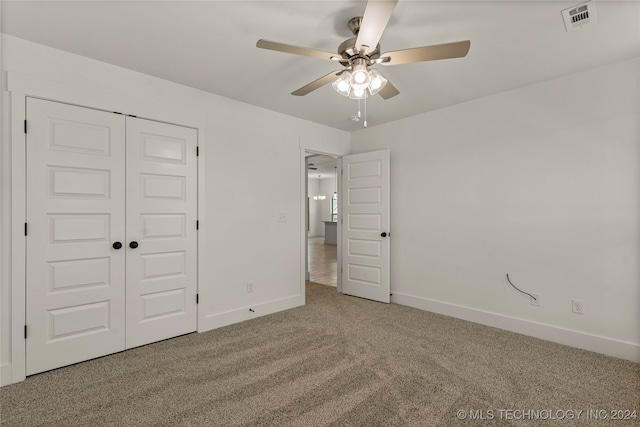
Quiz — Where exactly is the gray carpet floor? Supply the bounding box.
[1,282,639,426]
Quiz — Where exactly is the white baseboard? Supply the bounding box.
[199,294,303,332]
[392,292,640,363]
[1,363,12,386]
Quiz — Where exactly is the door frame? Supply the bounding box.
[299,147,343,295]
[5,71,207,385]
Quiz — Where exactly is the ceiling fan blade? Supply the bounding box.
[355,0,398,55]
[380,40,471,66]
[257,39,339,61]
[378,80,399,100]
[292,70,343,96]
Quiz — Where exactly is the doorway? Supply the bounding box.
[306,154,338,287]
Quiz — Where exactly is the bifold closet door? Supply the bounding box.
[125,117,198,349]
[26,98,127,375]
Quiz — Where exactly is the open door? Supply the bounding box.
[341,150,390,303]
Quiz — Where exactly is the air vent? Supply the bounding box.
[562,1,597,32]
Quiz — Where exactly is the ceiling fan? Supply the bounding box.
[256,0,470,100]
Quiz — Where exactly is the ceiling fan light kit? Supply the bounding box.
[331,58,389,100]
[257,0,471,126]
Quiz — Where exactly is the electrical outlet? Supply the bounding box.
[530,293,540,307]
[247,281,254,293]
[278,213,287,223]
[572,298,584,314]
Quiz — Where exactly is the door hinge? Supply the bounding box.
[196,294,199,304]
[24,325,27,339]
[196,146,199,156]
[24,120,27,134]
[196,220,199,230]
[24,223,28,236]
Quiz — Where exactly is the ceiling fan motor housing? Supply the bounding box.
[337,16,381,66]
[338,38,380,66]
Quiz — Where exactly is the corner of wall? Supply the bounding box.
[199,293,304,332]
[392,292,640,363]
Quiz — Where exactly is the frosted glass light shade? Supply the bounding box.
[367,69,388,95]
[353,69,367,84]
[349,81,368,99]
[331,71,352,97]
[351,60,368,86]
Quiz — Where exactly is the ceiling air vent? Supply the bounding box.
[562,0,597,32]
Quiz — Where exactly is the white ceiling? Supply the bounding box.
[307,154,337,179]
[2,1,639,132]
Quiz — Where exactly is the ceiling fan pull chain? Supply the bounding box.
[364,93,368,128]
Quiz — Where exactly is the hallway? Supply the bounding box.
[308,236,337,287]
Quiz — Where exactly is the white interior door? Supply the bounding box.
[125,117,198,349]
[26,98,126,375]
[341,150,390,303]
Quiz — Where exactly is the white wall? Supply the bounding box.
[351,57,640,361]
[0,35,350,384]
[319,175,337,222]
[308,174,337,237]
[308,177,323,237]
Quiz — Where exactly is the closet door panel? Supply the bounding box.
[26,98,126,375]
[125,117,198,349]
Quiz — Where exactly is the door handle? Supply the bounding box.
[112,241,123,250]
[380,232,388,238]
[129,241,139,249]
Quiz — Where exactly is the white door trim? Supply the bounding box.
[5,71,207,385]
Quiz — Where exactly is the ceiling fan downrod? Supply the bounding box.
[348,17,363,36]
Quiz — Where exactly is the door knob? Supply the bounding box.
[129,241,139,249]
[112,241,123,250]
[380,232,387,238]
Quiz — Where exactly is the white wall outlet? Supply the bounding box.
[572,298,584,314]
[530,293,540,307]
[247,281,254,293]
[278,213,287,223]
